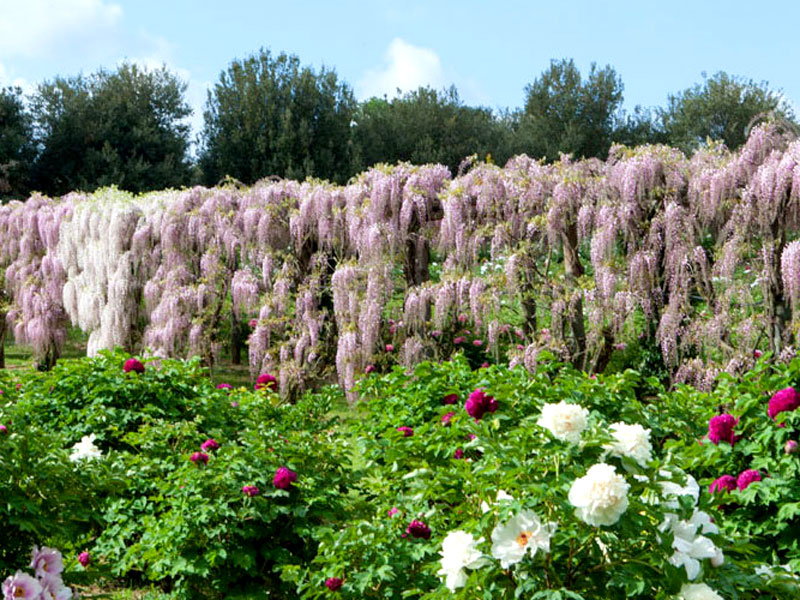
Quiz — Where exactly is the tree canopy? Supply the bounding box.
[200,49,357,186]
[0,87,35,200]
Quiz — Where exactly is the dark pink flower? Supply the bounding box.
[454,336,465,345]
[242,485,260,497]
[231,401,239,408]
[516,344,525,351]
[248,318,258,328]
[441,412,455,426]
[709,475,737,495]
[442,393,458,405]
[708,414,738,445]
[325,577,343,591]
[364,364,376,374]
[473,339,483,347]
[397,426,414,437]
[406,519,431,539]
[273,466,297,489]
[457,314,467,323]
[255,373,278,392]
[768,387,800,425]
[753,349,762,359]
[453,448,464,459]
[190,451,209,466]
[480,362,489,369]
[465,388,498,421]
[123,358,145,374]
[737,469,761,491]
[786,440,799,454]
[466,433,477,441]
[77,551,90,567]
[201,438,220,452]
[431,330,442,337]
[385,344,394,352]
[0,424,6,434]
[216,383,232,390]
[387,506,399,517]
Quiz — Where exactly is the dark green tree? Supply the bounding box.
[31,63,192,195]
[612,106,667,148]
[353,86,511,173]
[0,86,35,200]
[521,58,624,160]
[659,71,796,153]
[200,49,356,185]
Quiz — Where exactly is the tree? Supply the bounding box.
[0,86,35,200]
[200,49,357,186]
[31,63,192,195]
[521,58,624,161]
[352,86,511,173]
[659,71,796,154]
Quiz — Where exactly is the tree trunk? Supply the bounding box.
[0,311,6,369]
[561,223,587,370]
[230,313,242,365]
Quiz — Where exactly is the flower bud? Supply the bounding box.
[785,440,799,455]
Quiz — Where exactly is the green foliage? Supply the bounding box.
[200,48,357,186]
[0,86,35,200]
[30,62,192,195]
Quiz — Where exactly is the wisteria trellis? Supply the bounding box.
[2,124,799,397]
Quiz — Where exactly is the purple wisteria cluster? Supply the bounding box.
[2,546,73,600]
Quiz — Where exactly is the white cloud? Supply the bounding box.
[358,38,445,100]
[0,0,123,59]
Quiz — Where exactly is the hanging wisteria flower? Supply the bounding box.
[707,414,738,445]
[465,388,498,421]
[255,373,278,391]
[437,530,487,592]
[30,546,64,578]
[768,387,800,425]
[709,475,737,495]
[568,463,629,526]
[678,582,724,600]
[123,358,145,373]
[490,510,557,568]
[1,572,42,600]
[190,451,209,466]
[242,485,260,497]
[69,434,102,462]
[537,401,589,443]
[273,466,297,489]
[604,422,653,467]
[397,426,414,437]
[406,519,431,539]
[77,551,90,567]
[201,438,220,451]
[737,469,761,490]
[325,577,343,591]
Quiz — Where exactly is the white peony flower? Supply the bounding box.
[660,472,700,509]
[661,509,722,580]
[437,530,488,592]
[568,463,629,526]
[490,510,556,568]
[480,489,514,514]
[604,422,653,467]
[69,434,102,462]
[537,401,589,443]
[677,582,724,600]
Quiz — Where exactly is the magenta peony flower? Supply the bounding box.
[768,387,800,425]
[0,424,6,434]
[242,485,260,497]
[431,330,442,337]
[30,546,64,577]
[201,438,220,452]
[737,469,761,491]
[387,507,399,517]
[249,318,258,328]
[255,373,278,392]
[516,344,525,351]
[457,314,467,323]
[385,344,394,352]
[273,466,297,489]
[441,412,455,426]
[397,426,414,437]
[231,401,239,408]
[708,414,738,445]
[190,451,209,466]
[78,551,90,567]
[709,475,737,494]
[465,388,498,421]
[453,448,464,459]
[480,361,490,369]
[406,519,431,539]
[123,358,145,374]
[325,577,344,591]
[754,349,762,358]
[442,393,458,405]
[473,339,483,347]
[364,364,376,374]
[466,433,477,441]
[1,572,42,600]
[216,383,232,390]
[786,440,799,454]
[454,336,465,345]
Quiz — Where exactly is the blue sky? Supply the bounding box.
[1,0,798,140]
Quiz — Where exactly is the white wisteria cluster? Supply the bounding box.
[537,401,589,443]
[568,463,630,526]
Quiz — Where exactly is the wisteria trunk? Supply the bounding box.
[561,223,587,370]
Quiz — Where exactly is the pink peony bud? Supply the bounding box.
[441,412,455,426]
[397,426,414,437]
[768,387,800,426]
[453,336,465,345]
[248,318,258,328]
[325,577,343,591]
[516,344,525,351]
[190,452,209,466]
[201,438,220,452]
[231,401,239,408]
[709,475,737,495]
[431,330,442,337]
[387,507,399,517]
[457,314,467,323]
[453,448,464,459]
[123,358,145,374]
[273,466,297,490]
[480,362,489,369]
[473,339,483,347]
[255,373,278,392]
[0,424,6,434]
[753,349,762,358]
[216,383,232,390]
[385,344,394,352]
[442,393,458,405]
[364,364,375,374]
[78,551,90,567]
[406,519,431,539]
[785,440,799,454]
[242,485,260,497]
[736,469,761,491]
